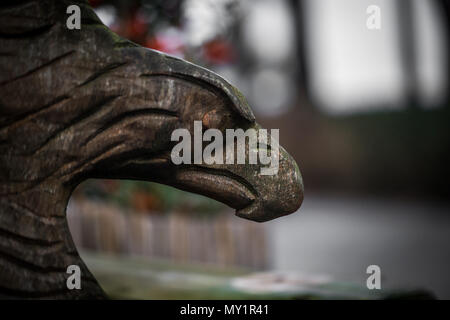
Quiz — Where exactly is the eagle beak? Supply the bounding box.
[234,144,304,222]
[169,132,303,222]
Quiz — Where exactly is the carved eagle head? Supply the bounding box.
[1,0,303,222]
[0,0,303,298]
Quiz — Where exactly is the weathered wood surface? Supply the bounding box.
[0,0,303,299]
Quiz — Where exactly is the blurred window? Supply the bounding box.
[304,0,448,114]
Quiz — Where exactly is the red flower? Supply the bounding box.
[203,39,235,64]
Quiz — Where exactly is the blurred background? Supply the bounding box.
[67,0,450,299]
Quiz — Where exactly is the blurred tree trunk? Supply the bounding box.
[396,0,419,109]
[288,0,311,106]
[437,0,450,107]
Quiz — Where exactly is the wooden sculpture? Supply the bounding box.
[0,0,303,298]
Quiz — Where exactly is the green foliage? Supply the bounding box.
[78,179,227,215]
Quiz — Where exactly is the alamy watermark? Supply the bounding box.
[366,264,381,290]
[66,5,81,30]
[66,265,81,290]
[170,121,280,176]
[366,5,381,30]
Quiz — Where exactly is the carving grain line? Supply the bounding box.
[184,165,259,199]
[0,50,75,86]
[0,250,68,273]
[0,200,64,221]
[0,157,76,195]
[77,61,129,88]
[139,72,249,122]
[83,107,179,145]
[0,226,62,247]
[139,72,222,94]
[32,95,122,154]
[58,140,125,179]
[0,95,70,132]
